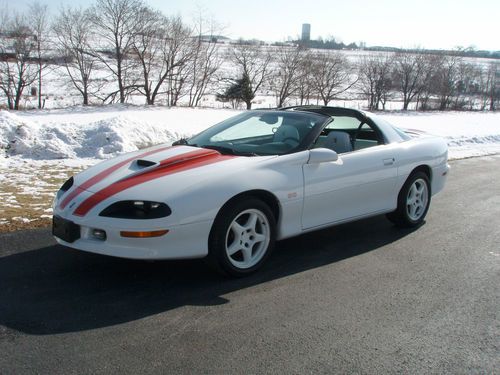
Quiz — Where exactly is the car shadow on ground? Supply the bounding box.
[0,216,419,335]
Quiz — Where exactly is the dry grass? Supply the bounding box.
[0,163,86,233]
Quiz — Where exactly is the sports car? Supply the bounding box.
[52,106,449,276]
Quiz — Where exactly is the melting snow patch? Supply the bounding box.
[11,217,35,223]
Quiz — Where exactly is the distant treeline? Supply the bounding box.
[270,38,500,60]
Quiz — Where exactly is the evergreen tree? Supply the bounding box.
[216,73,255,109]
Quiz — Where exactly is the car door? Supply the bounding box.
[302,143,399,230]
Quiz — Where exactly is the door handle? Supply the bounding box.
[383,158,395,166]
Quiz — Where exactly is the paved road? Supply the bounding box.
[1,156,499,374]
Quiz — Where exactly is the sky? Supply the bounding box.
[12,0,500,51]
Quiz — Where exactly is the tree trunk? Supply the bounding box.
[38,65,42,109]
[14,92,22,110]
[245,100,252,109]
[439,97,447,111]
[116,47,125,103]
[83,86,88,105]
[118,76,125,103]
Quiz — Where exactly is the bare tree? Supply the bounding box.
[453,59,475,110]
[27,1,49,109]
[186,39,221,107]
[393,51,426,110]
[270,46,305,107]
[358,53,394,110]
[309,50,357,106]
[130,6,163,105]
[89,0,146,103]
[296,51,314,105]
[414,53,441,110]
[159,16,195,106]
[186,16,223,107]
[53,6,102,105]
[131,15,194,106]
[231,44,272,109]
[433,53,461,111]
[476,64,490,110]
[0,13,38,110]
[485,62,499,111]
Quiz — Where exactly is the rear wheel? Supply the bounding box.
[387,171,431,228]
[208,198,276,277]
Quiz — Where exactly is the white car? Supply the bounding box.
[52,106,449,276]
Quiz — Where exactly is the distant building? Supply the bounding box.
[301,24,311,42]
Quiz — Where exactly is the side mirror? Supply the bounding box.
[308,148,339,164]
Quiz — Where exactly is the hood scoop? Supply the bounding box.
[135,159,157,168]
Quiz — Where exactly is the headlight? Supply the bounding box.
[55,176,74,203]
[99,200,171,219]
[60,177,74,192]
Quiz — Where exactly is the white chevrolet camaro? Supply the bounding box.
[53,106,449,276]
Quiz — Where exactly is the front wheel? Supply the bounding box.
[208,198,276,277]
[387,171,431,228]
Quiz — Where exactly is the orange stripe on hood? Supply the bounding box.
[59,145,173,210]
[72,148,236,217]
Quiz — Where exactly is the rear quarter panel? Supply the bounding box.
[395,136,449,196]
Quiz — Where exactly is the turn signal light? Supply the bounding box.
[120,230,169,238]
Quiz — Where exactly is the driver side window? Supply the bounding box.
[312,117,382,153]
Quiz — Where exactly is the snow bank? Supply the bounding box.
[0,110,178,159]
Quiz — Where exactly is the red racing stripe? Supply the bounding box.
[59,145,173,210]
[72,149,236,217]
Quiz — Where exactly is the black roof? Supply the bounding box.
[278,105,369,122]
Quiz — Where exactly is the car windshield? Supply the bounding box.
[186,110,329,156]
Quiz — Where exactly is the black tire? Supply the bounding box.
[207,198,276,277]
[386,171,431,228]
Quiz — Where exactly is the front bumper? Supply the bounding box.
[52,215,212,260]
[431,162,450,196]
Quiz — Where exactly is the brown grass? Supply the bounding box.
[1,164,86,233]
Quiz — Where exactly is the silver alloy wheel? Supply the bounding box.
[225,208,270,269]
[406,178,429,221]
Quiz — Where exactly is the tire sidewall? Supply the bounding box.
[398,171,431,227]
[208,198,276,277]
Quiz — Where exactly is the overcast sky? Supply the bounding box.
[13,0,500,51]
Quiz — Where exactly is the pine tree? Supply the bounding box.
[216,73,255,109]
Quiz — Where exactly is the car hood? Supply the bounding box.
[73,145,241,193]
[58,145,276,216]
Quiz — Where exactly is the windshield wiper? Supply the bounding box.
[199,144,235,155]
[172,138,190,146]
[199,144,257,157]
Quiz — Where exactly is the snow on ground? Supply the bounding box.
[1,105,499,227]
[0,105,240,160]
[380,111,500,159]
[1,105,499,163]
